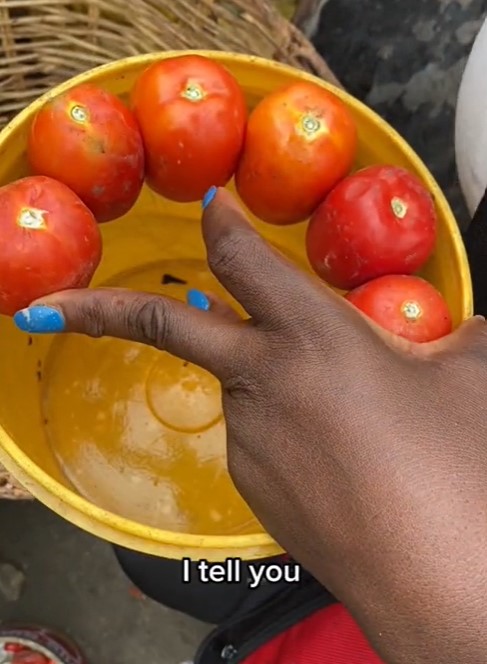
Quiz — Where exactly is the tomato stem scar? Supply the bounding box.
[297,113,327,141]
[182,82,204,102]
[70,104,89,123]
[401,300,422,321]
[301,115,321,135]
[391,196,408,219]
[18,207,47,230]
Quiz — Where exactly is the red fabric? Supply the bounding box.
[242,603,385,664]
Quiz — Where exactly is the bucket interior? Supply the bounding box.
[0,54,471,556]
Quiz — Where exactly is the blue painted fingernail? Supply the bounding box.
[186,289,210,312]
[202,186,217,210]
[13,306,65,334]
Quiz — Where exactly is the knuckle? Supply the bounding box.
[223,372,259,399]
[207,231,251,277]
[127,297,171,348]
[219,333,264,399]
[79,300,108,338]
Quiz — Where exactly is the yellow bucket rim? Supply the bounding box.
[0,51,473,557]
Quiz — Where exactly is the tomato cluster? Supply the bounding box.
[306,165,449,342]
[0,54,452,341]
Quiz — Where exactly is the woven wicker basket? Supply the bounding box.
[0,0,337,499]
[0,0,339,128]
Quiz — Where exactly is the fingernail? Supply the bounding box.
[186,289,210,312]
[13,306,65,334]
[202,186,217,210]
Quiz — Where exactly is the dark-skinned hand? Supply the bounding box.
[14,188,487,664]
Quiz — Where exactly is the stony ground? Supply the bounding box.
[1,1,486,662]
[0,502,211,663]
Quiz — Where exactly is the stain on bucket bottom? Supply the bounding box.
[40,259,263,537]
[0,625,86,664]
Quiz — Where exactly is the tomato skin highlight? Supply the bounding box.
[131,55,247,202]
[0,176,102,316]
[235,81,357,225]
[306,165,438,290]
[345,275,452,342]
[27,84,145,223]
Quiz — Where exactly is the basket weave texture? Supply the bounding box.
[0,0,336,499]
[0,466,29,500]
[0,0,338,128]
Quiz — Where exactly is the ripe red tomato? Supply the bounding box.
[27,84,145,223]
[0,176,102,316]
[345,275,452,342]
[306,165,437,290]
[235,81,357,225]
[131,55,247,202]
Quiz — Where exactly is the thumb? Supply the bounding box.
[13,287,246,379]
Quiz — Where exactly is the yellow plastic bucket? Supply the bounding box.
[0,52,472,561]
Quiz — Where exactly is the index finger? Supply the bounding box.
[15,287,247,381]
